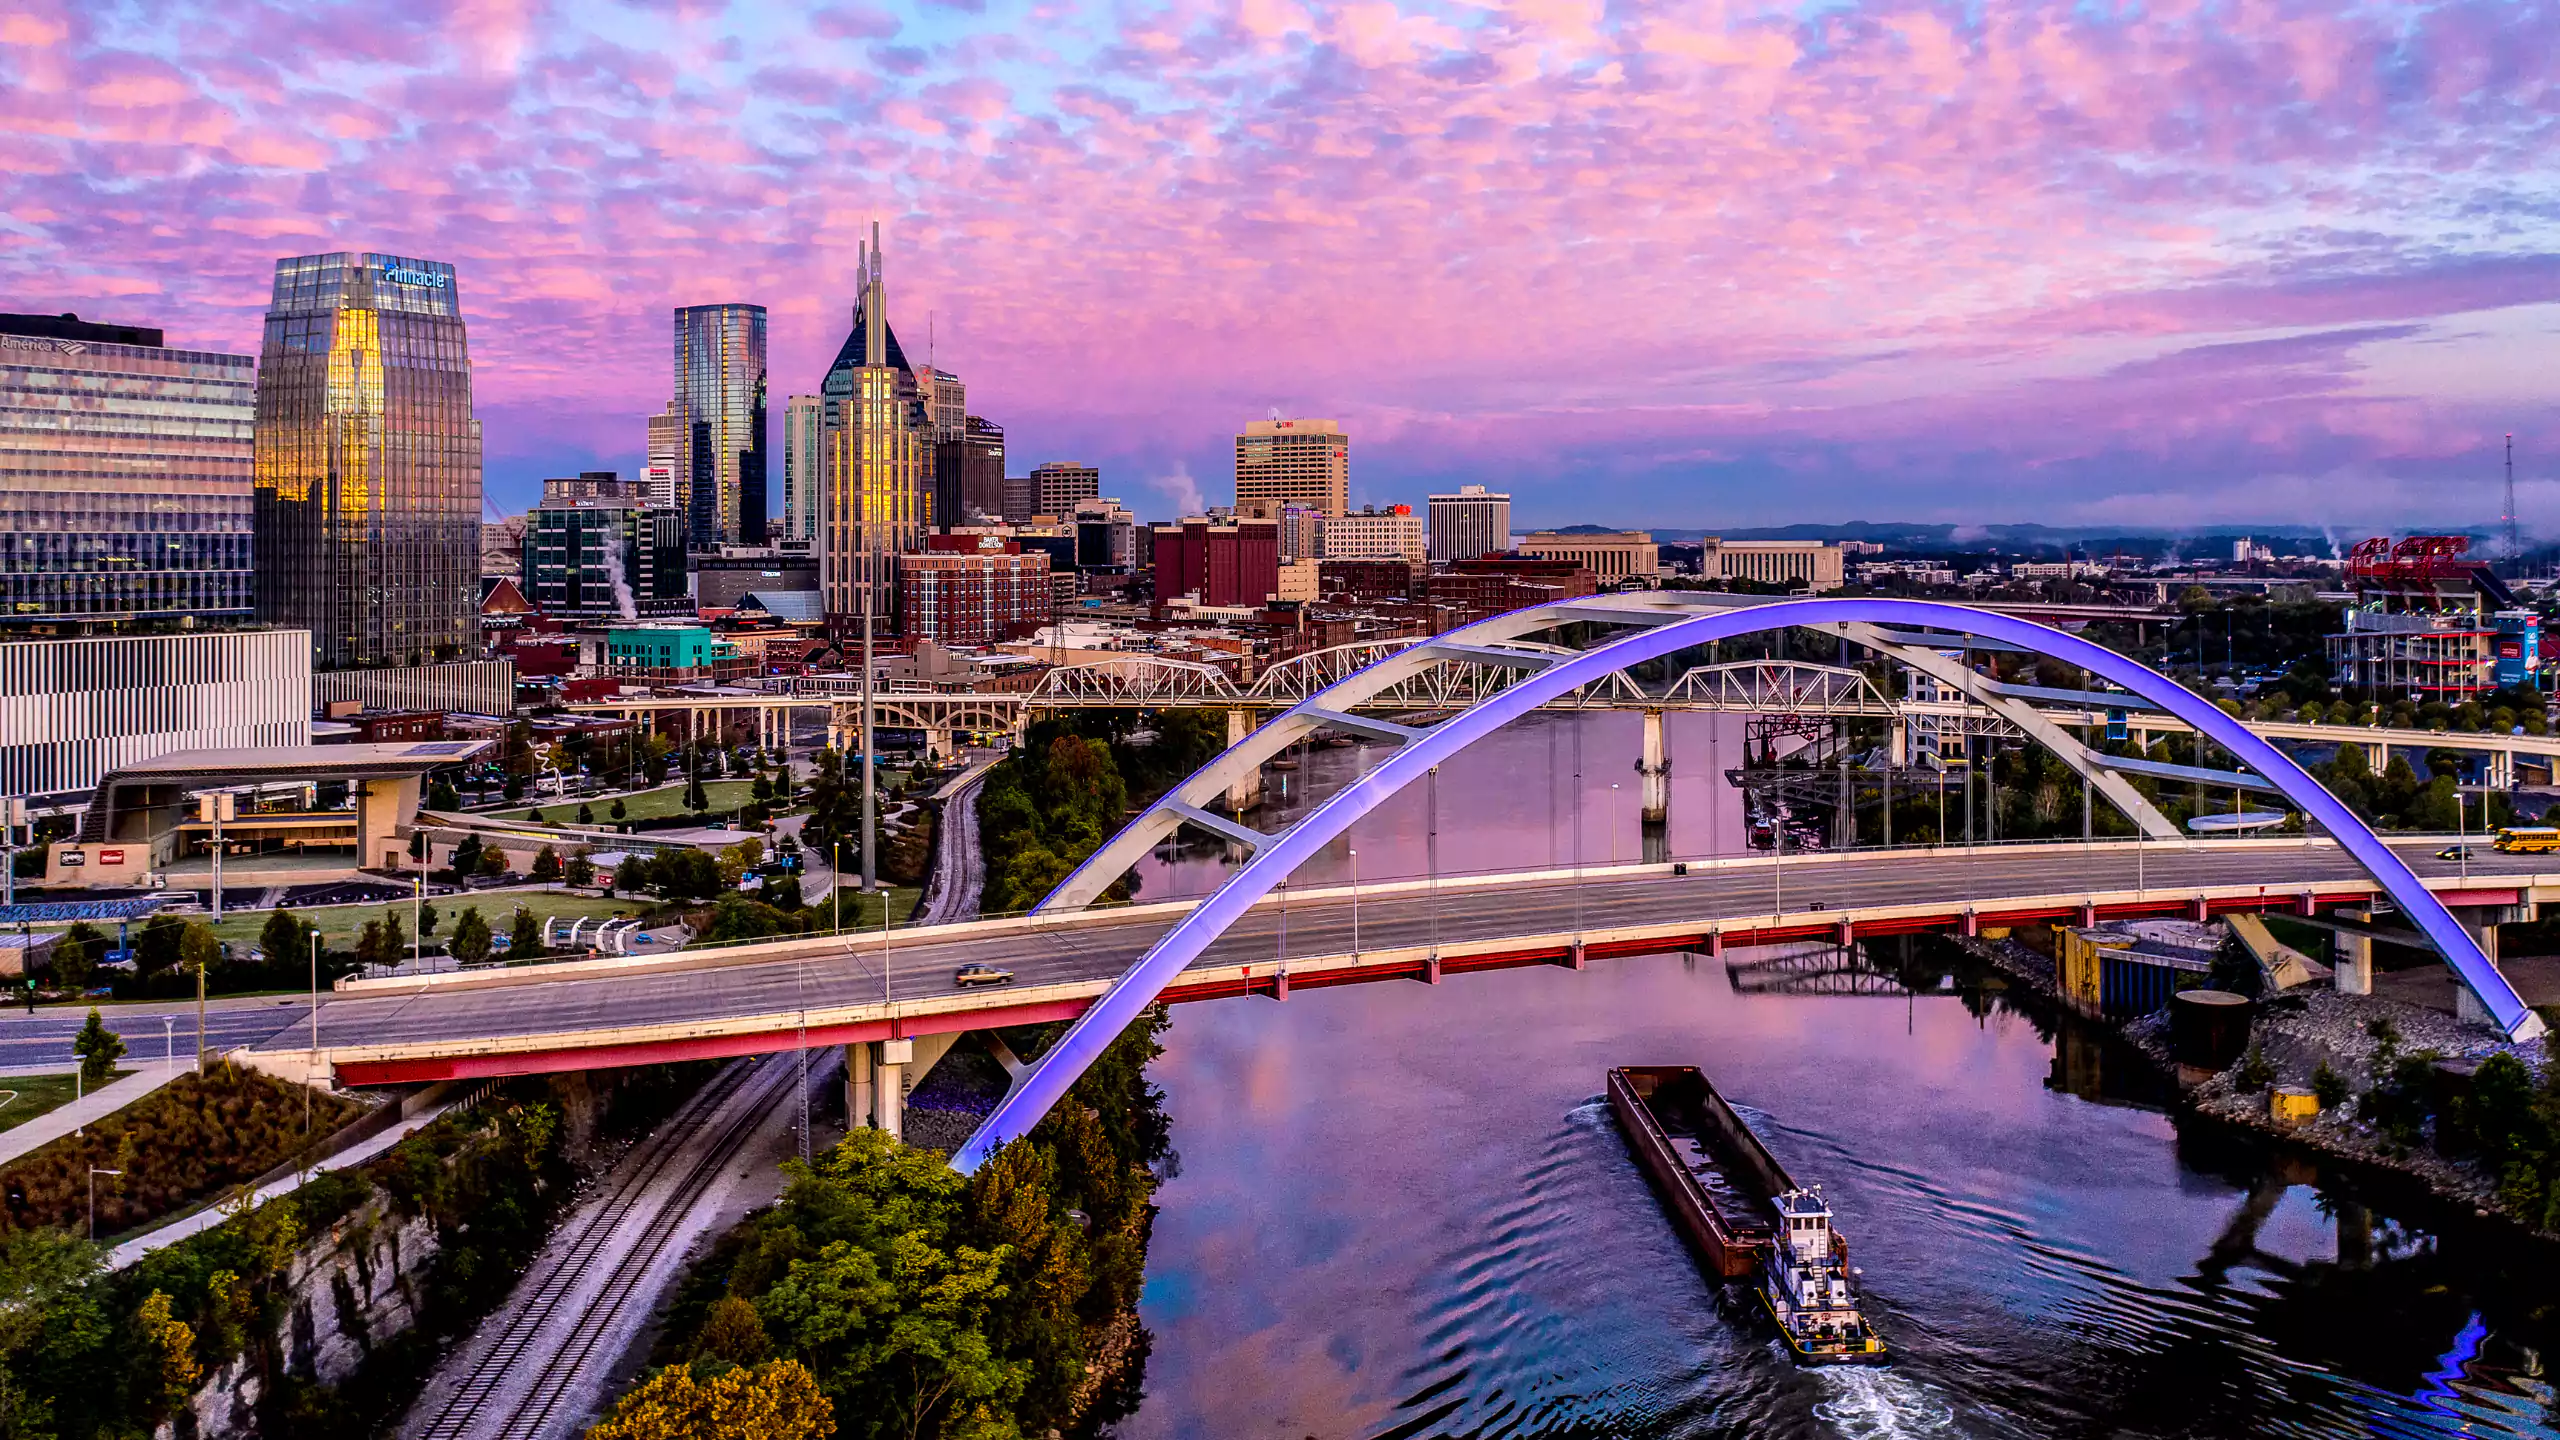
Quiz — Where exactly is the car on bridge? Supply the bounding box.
[954,963,1014,988]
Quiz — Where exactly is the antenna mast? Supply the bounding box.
[2505,433,2520,573]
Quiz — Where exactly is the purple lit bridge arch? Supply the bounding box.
[951,594,2542,1172]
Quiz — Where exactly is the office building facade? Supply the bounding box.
[781,393,822,544]
[1708,539,1845,592]
[2,313,257,629]
[525,473,688,621]
[1320,504,1426,563]
[1,629,309,804]
[934,415,1006,529]
[643,404,682,512]
[928,368,966,441]
[1429,484,1511,564]
[1236,417,1348,517]
[820,228,932,634]
[1520,530,1657,585]
[254,252,482,668]
[672,303,768,547]
[1151,517,1281,608]
[1031,462,1099,519]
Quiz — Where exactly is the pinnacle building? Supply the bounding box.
[253,253,482,667]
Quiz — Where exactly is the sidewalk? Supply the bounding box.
[0,1060,186,1168]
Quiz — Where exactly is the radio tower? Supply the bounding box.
[2504,433,2521,574]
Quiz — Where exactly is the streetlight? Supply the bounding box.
[833,842,842,934]
[1347,848,1361,959]
[159,1016,173,1072]
[308,927,323,1135]
[88,1167,121,1240]
[1609,783,1620,865]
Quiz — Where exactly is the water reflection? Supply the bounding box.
[1117,716,2559,1439]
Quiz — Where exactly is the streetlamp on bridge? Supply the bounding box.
[1347,848,1360,960]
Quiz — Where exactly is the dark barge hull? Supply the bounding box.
[1606,1065,1790,1279]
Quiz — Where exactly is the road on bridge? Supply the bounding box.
[214,839,2554,1083]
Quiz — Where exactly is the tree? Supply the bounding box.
[450,907,494,965]
[180,922,221,981]
[565,851,597,888]
[258,908,312,968]
[479,846,510,878]
[134,915,186,979]
[410,830,430,863]
[527,809,547,824]
[510,908,542,959]
[752,773,775,802]
[532,845,564,883]
[128,1290,201,1425]
[451,834,485,879]
[611,798,629,821]
[718,838,766,889]
[427,777,460,810]
[585,1360,834,1440]
[73,1007,125,1085]
[578,803,596,826]
[609,856,649,896]
[420,901,441,937]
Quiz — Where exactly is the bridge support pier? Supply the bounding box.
[846,1042,874,1130]
[1224,709,1263,813]
[2333,927,2373,996]
[925,723,955,762]
[873,1038,911,1140]
[1638,709,1670,824]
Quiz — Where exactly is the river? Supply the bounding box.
[1116,713,2560,1439]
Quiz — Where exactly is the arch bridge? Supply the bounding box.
[951,594,2548,1171]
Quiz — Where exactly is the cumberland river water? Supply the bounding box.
[1117,714,2560,1440]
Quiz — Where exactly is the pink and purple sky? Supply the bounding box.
[4,0,2555,531]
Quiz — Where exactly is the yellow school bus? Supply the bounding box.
[2495,827,2560,854]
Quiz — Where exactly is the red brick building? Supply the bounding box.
[901,538,1054,646]
[1150,517,1281,608]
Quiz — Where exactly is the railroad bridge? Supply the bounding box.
[249,596,2551,1165]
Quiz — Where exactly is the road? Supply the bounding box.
[401,1052,811,1440]
[218,839,2555,1077]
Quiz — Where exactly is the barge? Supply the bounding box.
[1607,1065,1887,1364]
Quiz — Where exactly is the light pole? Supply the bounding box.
[200,791,233,920]
[88,1167,121,1240]
[1609,783,1620,865]
[833,842,842,934]
[160,1016,173,1072]
[308,928,322,1134]
[1347,847,1361,959]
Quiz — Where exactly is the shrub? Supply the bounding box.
[2311,1061,2350,1109]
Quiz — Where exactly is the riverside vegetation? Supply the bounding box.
[591,1013,1174,1440]
[976,711,1227,915]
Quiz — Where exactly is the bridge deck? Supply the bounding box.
[245,840,2553,1086]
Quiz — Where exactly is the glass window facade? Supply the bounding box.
[0,326,255,628]
[253,252,483,669]
[672,304,768,548]
[528,497,689,621]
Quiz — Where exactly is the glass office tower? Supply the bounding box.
[253,252,483,668]
[1,313,256,628]
[672,304,768,547]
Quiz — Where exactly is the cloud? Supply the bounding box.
[2,0,2556,529]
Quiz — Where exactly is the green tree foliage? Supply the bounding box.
[51,924,105,991]
[478,846,511,878]
[701,896,792,945]
[427,777,460,810]
[134,916,186,979]
[72,1009,123,1088]
[450,834,485,879]
[585,1359,834,1440]
[645,1014,1169,1440]
[578,803,596,826]
[611,797,629,821]
[532,846,564,883]
[566,851,597,888]
[450,907,494,966]
[509,908,542,960]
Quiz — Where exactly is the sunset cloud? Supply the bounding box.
[1,0,2554,528]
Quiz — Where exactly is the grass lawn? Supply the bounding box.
[509,780,761,826]
[0,1071,125,1135]
[206,891,664,951]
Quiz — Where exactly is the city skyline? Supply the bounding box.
[3,1,2554,530]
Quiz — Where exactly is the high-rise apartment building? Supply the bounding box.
[254,252,481,668]
[2,312,256,629]
[1429,484,1511,564]
[901,536,1052,646]
[1236,417,1348,518]
[524,473,688,621]
[672,303,768,547]
[781,394,823,544]
[1030,462,1099,519]
[934,415,1005,529]
[820,226,932,634]
[643,404,682,512]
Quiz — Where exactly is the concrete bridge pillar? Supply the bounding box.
[873,1037,911,1140]
[1224,709,1263,813]
[2332,928,2372,996]
[2456,913,2500,1027]
[846,1041,874,1129]
[1638,708,1670,824]
[926,723,955,762]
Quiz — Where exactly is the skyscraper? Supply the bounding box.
[934,415,1005,529]
[1429,484,1511,563]
[253,252,481,668]
[927,368,966,442]
[820,225,932,633]
[1030,462,1100,518]
[643,404,681,512]
[1236,417,1348,517]
[781,393,823,544]
[672,303,768,547]
[2,312,255,629]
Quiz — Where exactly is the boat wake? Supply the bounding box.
[1811,1367,1966,1440]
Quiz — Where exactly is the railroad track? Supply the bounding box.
[410,1052,802,1440]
